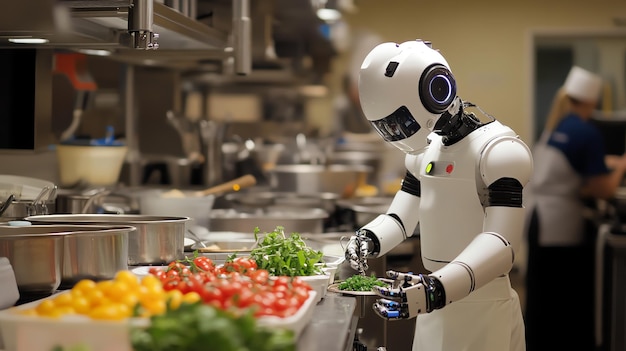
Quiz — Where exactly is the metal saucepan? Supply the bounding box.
[0,186,56,221]
[25,214,189,266]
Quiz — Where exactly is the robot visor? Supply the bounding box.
[370,106,421,142]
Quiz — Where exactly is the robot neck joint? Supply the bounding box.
[433,105,483,145]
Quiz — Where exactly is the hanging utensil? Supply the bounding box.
[161,174,257,198]
[0,194,15,217]
[193,174,257,197]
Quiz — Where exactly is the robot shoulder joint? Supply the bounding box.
[479,136,533,186]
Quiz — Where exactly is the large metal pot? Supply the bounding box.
[336,196,394,229]
[59,225,133,288]
[267,164,372,196]
[209,208,328,234]
[25,214,189,266]
[0,227,64,294]
[0,224,134,293]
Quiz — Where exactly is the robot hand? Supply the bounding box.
[372,270,445,320]
[345,229,374,275]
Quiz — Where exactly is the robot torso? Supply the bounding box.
[407,120,529,271]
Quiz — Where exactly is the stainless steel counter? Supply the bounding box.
[298,293,358,351]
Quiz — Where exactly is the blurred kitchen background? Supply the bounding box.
[2,0,626,186]
[1,0,626,350]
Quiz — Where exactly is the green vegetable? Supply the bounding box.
[250,226,324,277]
[338,274,388,292]
[130,302,295,351]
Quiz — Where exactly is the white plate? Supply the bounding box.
[130,266,160,277]
[183,237,195,250]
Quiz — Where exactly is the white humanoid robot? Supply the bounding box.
[345,40,533,351]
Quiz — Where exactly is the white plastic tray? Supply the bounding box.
[257,290,317,338]
[0,290,317,351]
[298,273,331,302]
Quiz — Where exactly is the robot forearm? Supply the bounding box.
[345,188,420,273]
[373,230,514,319]
[430,230,514,303]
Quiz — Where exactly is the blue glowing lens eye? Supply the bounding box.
[429,75,452,103]
[420,65,456,114]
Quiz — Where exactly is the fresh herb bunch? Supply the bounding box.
[338,274,388,292]
[130,302,296,351]
[250,226,324,277]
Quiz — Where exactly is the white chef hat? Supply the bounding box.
[563,66,603,104]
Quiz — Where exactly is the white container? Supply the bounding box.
[0,290,317,351]
[56,145,128,187]
[293,274,331,303]
[0,257,19,310]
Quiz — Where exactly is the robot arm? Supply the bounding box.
[346,166,422,273]
[373,137,533,319]
[373,230,514,318]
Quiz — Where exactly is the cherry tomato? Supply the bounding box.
[249,269,270,284]
[193,257,215,273]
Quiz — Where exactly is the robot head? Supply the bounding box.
[358,40,457,154]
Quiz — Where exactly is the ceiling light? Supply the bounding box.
[316,8,342,22]
[8,38,49,44]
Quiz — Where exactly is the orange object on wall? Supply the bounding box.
[53,53,97,91]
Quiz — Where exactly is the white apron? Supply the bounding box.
[412,275,525,351]
[530,132,585,246]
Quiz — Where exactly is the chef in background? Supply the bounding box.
[524,66,626,351]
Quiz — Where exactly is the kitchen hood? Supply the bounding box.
[0,0,250,72]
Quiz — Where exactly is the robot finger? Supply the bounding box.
[349,260,362,271]
[372,301,407,320]
[373,285,405,299]
[359,239,370,256]
[377,298,401,308]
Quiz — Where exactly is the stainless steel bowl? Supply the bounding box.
[0,227,64,294]
[25,214,189,266]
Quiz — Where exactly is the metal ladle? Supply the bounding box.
[186,228,207,248]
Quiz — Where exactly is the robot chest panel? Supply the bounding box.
[416,145,485,261]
